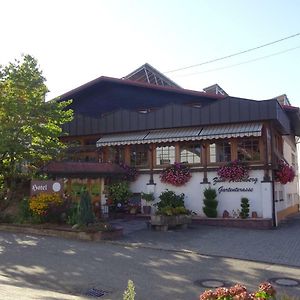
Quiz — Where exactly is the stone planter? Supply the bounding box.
[150,214,192,231]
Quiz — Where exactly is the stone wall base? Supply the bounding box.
[192,217,273,229]
[0,224,123,241]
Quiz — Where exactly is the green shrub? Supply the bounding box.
[123,280,136,300]
[157,206,190,216]
[78,190,94,226]
[155,190,188,216]
[19,197,32,223]
[107,182,132,205]
[66,201,79,225]
[203,187,218,218]
[156,190,185,210]
[141,192,155,202]
[240,197,250,219]
[203,187,217,200]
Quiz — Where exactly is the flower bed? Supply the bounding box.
[199,282,276,300]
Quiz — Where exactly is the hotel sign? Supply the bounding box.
[212,176,258,194]
[30,180,63,196]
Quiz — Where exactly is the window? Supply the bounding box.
[156,145,175,165]
[237,138,260,161]
[279,191,284,201]
[107,146,125,164]
[287,193,293,205]
[209,141,231,163]
[130,144,149,167]
[180,143,201,164]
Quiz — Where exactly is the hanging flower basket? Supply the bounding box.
[160,163,191,186]
[217,160,249,181]
[275,161,295,184]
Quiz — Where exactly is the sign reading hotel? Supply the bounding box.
[30,180,63,196]
[212,176,258,194]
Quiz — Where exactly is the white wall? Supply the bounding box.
[274,136,299,213]
[130,170,267,217]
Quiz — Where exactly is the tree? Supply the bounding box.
[78,189,94,226]
[0,55,73,200]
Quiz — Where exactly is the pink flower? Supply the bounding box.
[275,161,295,184]
[218,160,249,181]
[160,162,191,186]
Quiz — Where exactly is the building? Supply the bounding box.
[44,64,300,226]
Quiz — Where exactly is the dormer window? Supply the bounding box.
[192,104,202,109]
[138,109,150,114]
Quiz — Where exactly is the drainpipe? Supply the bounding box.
[269,122,277,227]
[271,169,277,227]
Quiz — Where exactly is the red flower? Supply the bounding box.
[218,160,249,181]
[275,161,295,184]
[160,163,191,186]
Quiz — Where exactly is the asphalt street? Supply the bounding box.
[0,214,299,299]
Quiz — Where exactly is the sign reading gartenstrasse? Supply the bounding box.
[30,180,63,196]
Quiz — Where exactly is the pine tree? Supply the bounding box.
[78,189,94,225]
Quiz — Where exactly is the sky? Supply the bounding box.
[1,0,300,105]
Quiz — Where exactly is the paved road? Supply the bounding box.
[113,213,300,267]
[0,214,299,299]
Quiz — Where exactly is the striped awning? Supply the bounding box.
[96,131,149,147]
[96,123,262,147]
[144,127,202,143]
[199,123,262,139]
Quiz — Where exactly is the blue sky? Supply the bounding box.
[1,0,300,105]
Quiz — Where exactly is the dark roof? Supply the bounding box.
[123,63,181,88]
[56,65,300,137]
[43,162,125,177]
[96,97,291,135]
[59,76,224,102]
[63,97,296,137]
[58,76,224,118]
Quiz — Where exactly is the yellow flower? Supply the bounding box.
[29,193,62,216]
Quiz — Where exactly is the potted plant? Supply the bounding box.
[141,192,155,215]
[107,182,132,214]
[240,197,250,219]
[151,190,191,230]
[202,187,218,218]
